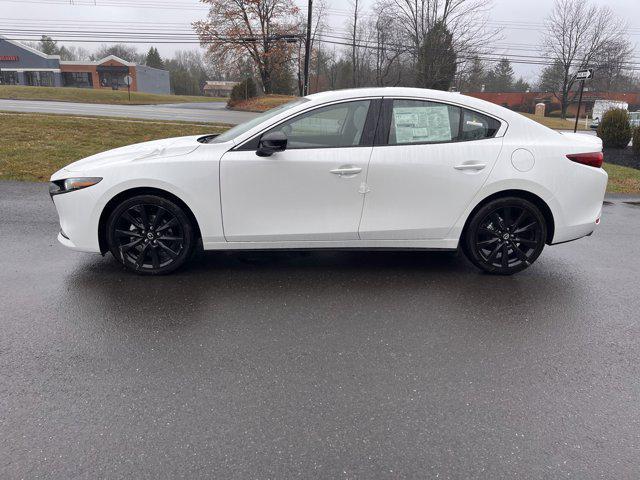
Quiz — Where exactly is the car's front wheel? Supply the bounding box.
[106,195,195,275]
[463,197,547,275]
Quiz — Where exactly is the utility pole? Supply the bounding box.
[573,81,585,134]
[351,0,358,88]
[573,68,593,133]
[303,0,313,96]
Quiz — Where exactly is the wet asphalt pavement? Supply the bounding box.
[1,180,640,479]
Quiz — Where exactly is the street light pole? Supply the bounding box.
[303,0,313,96]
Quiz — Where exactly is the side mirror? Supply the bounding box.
[256,131,287,157]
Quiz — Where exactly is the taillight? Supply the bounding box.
[566,152,603,168]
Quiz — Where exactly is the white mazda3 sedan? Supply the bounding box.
[50,87,607,275]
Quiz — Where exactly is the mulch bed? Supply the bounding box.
[603,147,640,170]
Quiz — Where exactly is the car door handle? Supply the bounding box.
[454,163,487,171]
[330,165,362,176]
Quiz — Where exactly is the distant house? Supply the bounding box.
[203,80,238,97]
[0,35,170,94]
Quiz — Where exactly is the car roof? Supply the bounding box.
[305,87,506,117]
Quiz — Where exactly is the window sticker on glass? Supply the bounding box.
[393,105,452,143]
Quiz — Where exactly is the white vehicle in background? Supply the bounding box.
[629,111,640,129]
[50,87,608,276]
[590,100,629,129]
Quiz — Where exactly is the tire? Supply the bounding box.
[463,197,547,275]
[106,195,195,275]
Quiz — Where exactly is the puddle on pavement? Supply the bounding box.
[623,201,640,206]
[603,201,615,206]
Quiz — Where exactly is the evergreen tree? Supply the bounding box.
[38,35,59,55]
[416,21,457,91]
[513,77,531,92]
[462,56,486,92]
[537,60,564,93]
[145,47,165,69]
[486,58,515,92]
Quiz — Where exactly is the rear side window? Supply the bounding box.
[389,99,461,145]
[460,109,501,141]
[381,99,501,145]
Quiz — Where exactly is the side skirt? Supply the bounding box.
[202,239,459,251]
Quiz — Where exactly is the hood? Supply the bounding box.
[62,135,204,173]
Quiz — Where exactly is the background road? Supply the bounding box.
[0,99,258,124]
[2,181,640,479]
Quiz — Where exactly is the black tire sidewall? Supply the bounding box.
[464,197,547,275]
[106,195,195,275]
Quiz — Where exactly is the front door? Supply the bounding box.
[220,99,379,242]
[359,99,504,240]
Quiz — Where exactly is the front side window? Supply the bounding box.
[389,100,461,145]
[266,100,371,149]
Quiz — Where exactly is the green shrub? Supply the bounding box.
[597,108,632,149]
[228,78,257,106]
[633,126,640,155]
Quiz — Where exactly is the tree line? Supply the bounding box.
[192,0,638,118]
[23,0,639,117]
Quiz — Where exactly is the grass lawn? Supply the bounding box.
[522,113,588,131]
[0,85,225,105]
[0,112,227,182]
[229,94,297,112]
[603,163,640,195]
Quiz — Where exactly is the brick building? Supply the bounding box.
[0,36,170,94]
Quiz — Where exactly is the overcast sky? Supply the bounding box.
[1,0,638,81]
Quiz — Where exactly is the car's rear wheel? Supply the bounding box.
[106,195,195,275]
[463,197,546,275]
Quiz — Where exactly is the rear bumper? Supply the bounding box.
[552,203,602,244]
[550,162,607,244]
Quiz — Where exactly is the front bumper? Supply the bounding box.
[52,182,103,253]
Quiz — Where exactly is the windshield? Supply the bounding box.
[207,98,310,144]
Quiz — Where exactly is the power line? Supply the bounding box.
[5,26,640,66]
[5,33,640,72]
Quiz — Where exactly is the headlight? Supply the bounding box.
[49,177,102,196]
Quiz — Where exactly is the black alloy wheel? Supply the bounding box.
[464,197,547,275]
[107,195,195,274]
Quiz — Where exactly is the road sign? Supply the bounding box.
[576,68,594,80]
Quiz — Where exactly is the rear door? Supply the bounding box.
[359,98,504,240]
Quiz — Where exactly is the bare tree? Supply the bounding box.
[385,0,499,65]
[543,0,629,118]
[590,39,635,92]
[194,0,300,94]
[368,3,409,86]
